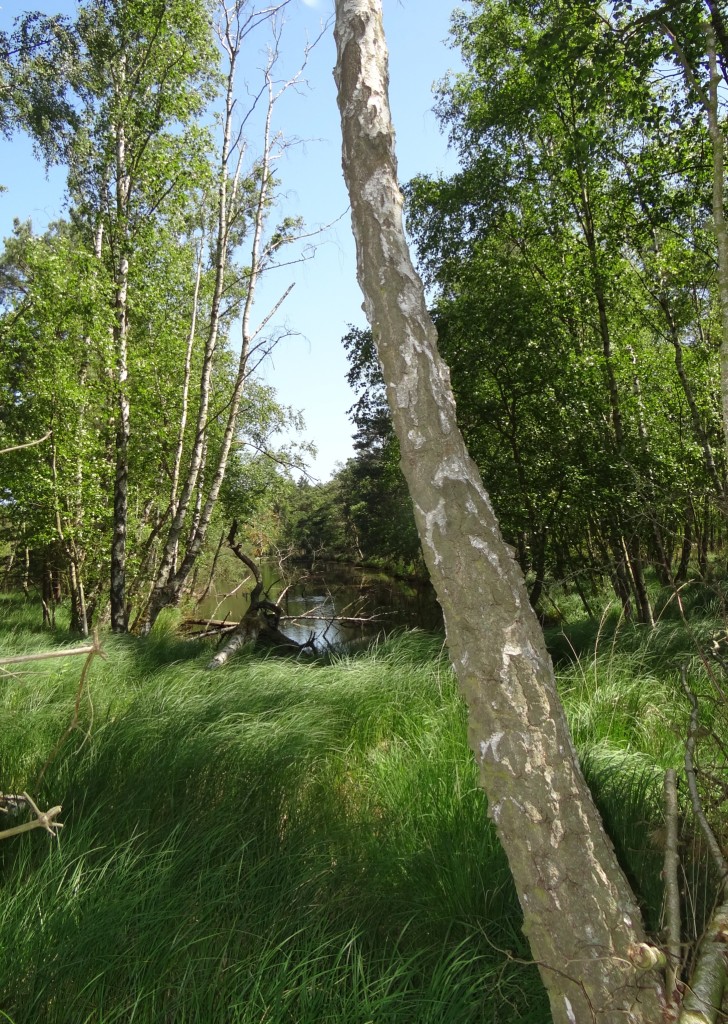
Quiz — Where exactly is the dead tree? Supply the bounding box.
[207,522,316,668]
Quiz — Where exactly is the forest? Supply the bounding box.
[2,1,728,1022]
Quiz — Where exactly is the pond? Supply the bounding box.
[192,559,443,649]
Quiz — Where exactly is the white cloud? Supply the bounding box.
[301,0,321,7]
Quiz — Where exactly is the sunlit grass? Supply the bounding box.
[0,603,544,1024]
[0,593,725,1023]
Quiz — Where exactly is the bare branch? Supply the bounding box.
[659,21,710,111]
[663,768,683,1008]
[0,792,63,842]
[0,642,97,668]
[248,282,295,343]
[0,430,52,456]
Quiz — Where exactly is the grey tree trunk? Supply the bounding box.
[333,3,666,1022]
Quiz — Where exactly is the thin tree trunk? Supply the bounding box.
[110,60,131,634]
[676,509,693,583]
[50,436,89,637]
[1,544,16,590]
[625,339,673,590]
[662,19,728,458]
[578,175,624,449]
[70,219,103,637]
[144,5,248,631]
[170,251,203,532]
[705,23,728,460]
[604,528,634,618]
[625,535,654,628]
[145,23,295,629]
[657,281,724,496]
[194,529,226,610]
[333,4,665,1021]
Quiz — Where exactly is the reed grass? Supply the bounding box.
[0,599,545,1023]
[0,592,725,1023]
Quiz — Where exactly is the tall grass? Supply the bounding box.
[554,605,726,937]
[0,599,544,1023]
[1,593,724,1023]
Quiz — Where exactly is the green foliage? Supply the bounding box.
[0,222,115,583]
[280,327,423,571]
[0,13,79,158]
[400,0,726,617]
[0,2,308,631]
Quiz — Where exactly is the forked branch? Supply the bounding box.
[0,792,63,842]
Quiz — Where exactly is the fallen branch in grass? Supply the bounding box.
[0,642,98,668]
[0,792,63,841]
[34,632,105,789]
[1,635,105,843]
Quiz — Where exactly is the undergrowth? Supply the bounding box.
[0,592,724,1023]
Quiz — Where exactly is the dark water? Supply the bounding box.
[194,560,443,648]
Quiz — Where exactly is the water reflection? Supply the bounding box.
[194,560,443,648]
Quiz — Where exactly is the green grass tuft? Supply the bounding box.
[1,593,726,1023]
[0,602,545,1024]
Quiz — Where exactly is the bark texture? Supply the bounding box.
[333,3,666,1022]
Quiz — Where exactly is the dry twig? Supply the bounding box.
[34,632,105,789]
[0,792,63,842]
[664,768,683,1007]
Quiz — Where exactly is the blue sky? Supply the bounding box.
[0,0,463,480]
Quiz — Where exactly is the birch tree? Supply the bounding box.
[142,0,307,632]
[68,0,217,632]
[610,0,728,467]
[333,3,667,1022]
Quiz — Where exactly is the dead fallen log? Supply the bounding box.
[206,608,316,668]
[183,613,387,630]
[280,613,388,624]
[183,618,238,628]
[206,526,318,668]
[185,618,236,634]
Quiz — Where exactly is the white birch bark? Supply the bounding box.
[333,4,666,1022]
[143,9,240,631]
[110,56,131,634]
[143,1,296,631]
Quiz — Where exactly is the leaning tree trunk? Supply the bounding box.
[333,4,666,1023]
